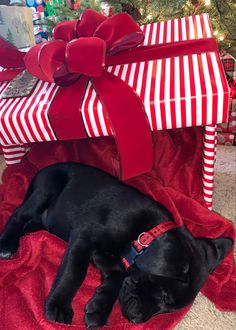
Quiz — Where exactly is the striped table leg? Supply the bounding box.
[1,144,30,166]
[202,125,217,210]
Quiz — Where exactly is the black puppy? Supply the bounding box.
[0,163,232,327]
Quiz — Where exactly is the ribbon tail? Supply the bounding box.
[48,76,89,140]
[93,71,154,180]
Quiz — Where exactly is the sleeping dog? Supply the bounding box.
[0,163,232,327]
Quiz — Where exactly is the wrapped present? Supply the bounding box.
[0,5,35,48]
[0,10,230,180]
[221,52,236,81]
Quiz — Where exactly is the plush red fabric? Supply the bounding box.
[0,127,235,329]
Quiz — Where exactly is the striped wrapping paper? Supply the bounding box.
[0,14,229,145]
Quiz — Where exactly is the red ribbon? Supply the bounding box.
[24,9,154,180]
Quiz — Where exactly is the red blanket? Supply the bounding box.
[0,127,235,329]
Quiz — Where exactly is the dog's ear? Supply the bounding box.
[135,232,190,282]
[196,237,232,274]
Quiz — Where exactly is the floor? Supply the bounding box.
[0,145,235,329]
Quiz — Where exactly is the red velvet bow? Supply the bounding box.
[24,9,144,85]
[24,9,154,180]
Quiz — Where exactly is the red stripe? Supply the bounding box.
[163,20,167,43]
[200,15,207,39]
[149,60,157,130]
[188,55,196,126]
[178,18,182,41]
[179,56,186,127]
[132,62,140,93]
[185,17,190,40]
[169,57,176,128]
[159,58,167,129]
[170,19,175,42]
[197,55,207,124]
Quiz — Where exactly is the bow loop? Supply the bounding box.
[53,19,78,42]
[66,37,106,77]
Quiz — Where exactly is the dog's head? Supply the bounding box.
[119,228,232,323]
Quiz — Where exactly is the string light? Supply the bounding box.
[204,0,211,6]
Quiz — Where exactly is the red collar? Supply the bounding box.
[121,221,178,269]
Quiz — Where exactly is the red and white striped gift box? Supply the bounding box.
[0,14,229,145]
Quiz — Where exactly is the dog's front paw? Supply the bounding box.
[0,238,18,259]
[45,299,74,324]
[85,299,110,328]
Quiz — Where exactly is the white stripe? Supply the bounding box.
[11,95,31,143]
[159,21,164,44]
[5,159,21,165]
[121,64,129,81]
[4,152,26,159]
[154,59,163,130]
[136,62,145,96]
[81,82,93,137]
[181,17,187,41]
[204,158,215,165]
[203,165,214,172]
[166,20,171,43]
[113,65,121,77]
[97,100,108,136]
[183,56,192,126]
[151,23,158,45]
[192,54,202,126]
[204,142,215,149]
[164,58,172,128]
[201,53,213,124]
[128,63,137,88]
[174,56,182,127]
[143,23,151,45]
[196,15,203,38]
[0,82,8,93]
[203,173,214,180]
[2,146,25,153]
[203,181,214,188]
[174,19,179,42]
[188,16,195,39]
[210,52,224,123]
[204,134,215,140]
[144,61,153,130]
[203,188,213,195]
[203,150,215,156]
[203,13,212,37]
[205,125,216,132]
[204,196,213,202]
[88,89,99,136]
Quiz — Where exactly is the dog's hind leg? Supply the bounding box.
[0,167,69,259]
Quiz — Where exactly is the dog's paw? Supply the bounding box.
[0,238,18,259]
[45,299,74,324]
[85,299,110,328]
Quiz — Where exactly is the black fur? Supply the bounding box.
[0,163,232,327]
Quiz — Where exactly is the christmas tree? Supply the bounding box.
[42,0,236,56]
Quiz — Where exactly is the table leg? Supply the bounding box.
[1,144,30,165]
[203,125,217,210]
